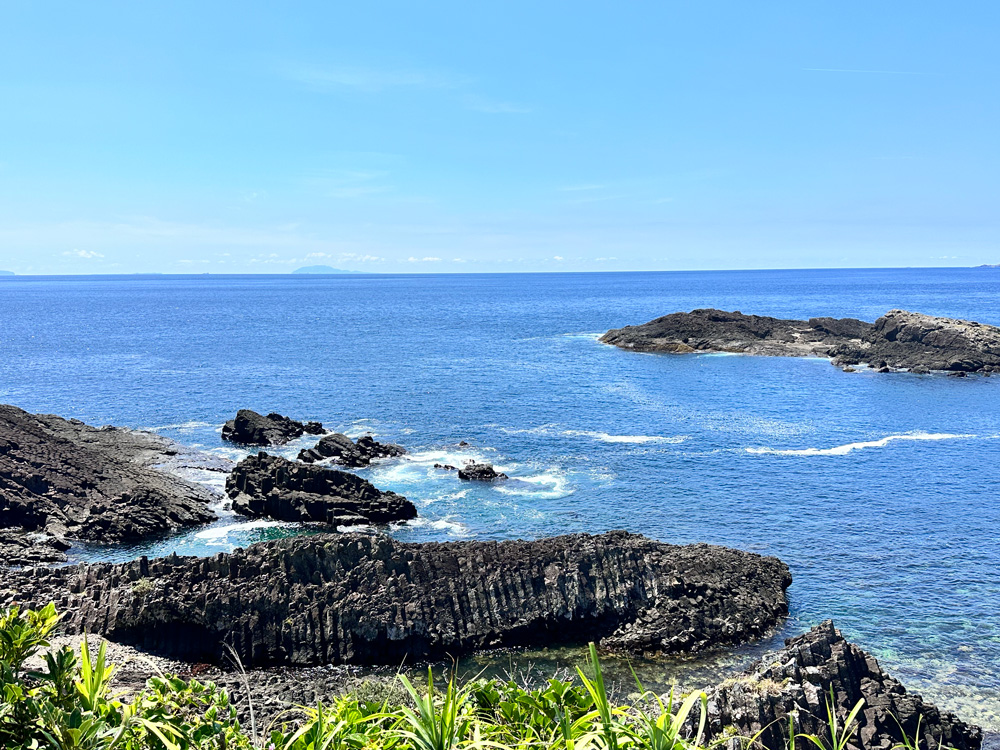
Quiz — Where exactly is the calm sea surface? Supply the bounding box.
[1,269,998,731]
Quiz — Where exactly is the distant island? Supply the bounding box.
[976,264,1000,269]
[0,270,14,276]
[292,265,365,274]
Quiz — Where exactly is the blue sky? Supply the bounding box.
[1,2,998,274]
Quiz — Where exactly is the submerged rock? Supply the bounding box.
[699,620,982,750]
[221,409,324,446]
[0,404,217,545]
[226,452,416,526]
[4,531,791,667]
[458,462,507,481]
[297,433,405,467]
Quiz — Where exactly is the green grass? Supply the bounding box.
[0,604,952,750]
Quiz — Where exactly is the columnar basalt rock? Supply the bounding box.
[297,433,405,466]
[226,452,417,525]
[699,621,982,750]
[2,531,791,667]
[221,409,324,446]
[0,404,218,545]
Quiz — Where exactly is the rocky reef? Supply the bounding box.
[298,433,405,466]
[221,409,324,446]
[4,531,791,667]
[602,308,1000,374]
[0,404,218,545]
[226,452,416,526]
[458,462,508,481]
[701,620,982,750]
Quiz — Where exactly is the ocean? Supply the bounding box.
[1,268,998,731]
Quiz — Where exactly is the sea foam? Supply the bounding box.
[746,432,976,456]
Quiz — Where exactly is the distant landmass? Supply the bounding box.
[292,265,365,274]
[0,270,14,276]
[976,264,1000,269]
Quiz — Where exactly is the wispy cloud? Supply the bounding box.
[284,63,463,92]
[466,96,531,114]
[407,256,441,262]
[803,68,921,75]
[63,249,103,259]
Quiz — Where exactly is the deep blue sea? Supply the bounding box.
[1,269,998,731]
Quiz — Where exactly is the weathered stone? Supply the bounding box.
[221,409,324,446]
[2,531,791,667]
[0,528,70,567]
[226,452,416,526]
[0,404,218,544]
[699,620,982,750]
[298,433,405,467]
[458,462,507,481]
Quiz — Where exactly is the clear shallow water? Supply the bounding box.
[1,269,998,731]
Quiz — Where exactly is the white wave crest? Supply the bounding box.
[392,517,469,536]
[194,519,293,542]
[562,429,687,444]
[145,420,216,432]
[747,432,976,457]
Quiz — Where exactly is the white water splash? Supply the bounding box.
[747,432,976,456]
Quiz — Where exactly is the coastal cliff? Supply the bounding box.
[3,530,792,666]
[601,308,1000,373]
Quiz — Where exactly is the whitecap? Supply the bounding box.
[194,519,293,542]
[746,432,976,457]
[494,471,573,500]
[392,517,470,536]
[561,429,687,444]
[144,420,216,432]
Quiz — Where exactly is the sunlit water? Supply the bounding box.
[1,269,998,733]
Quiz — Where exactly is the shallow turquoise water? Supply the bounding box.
[1,268,998,730]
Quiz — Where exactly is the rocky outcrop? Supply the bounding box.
[700,620,982,750]
[0,529,70,567]
[297,433,405,466]
[221,410,324,446]
[601,309,871,358]
[830,310,1000,373]
[4,531,791,667]
[226,452,416,526]
[458,462,507,481]
[0,404,218,544]
[602,308,1000,374]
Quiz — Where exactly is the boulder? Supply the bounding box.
[226,452,416,526]
[0,404,217,545]
[3,531,791,667]
[297,433,405,467]
[458,462,507,481]
[221,410,324,446]
[699,620,982,750]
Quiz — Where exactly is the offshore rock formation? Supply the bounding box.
[601,309,871,358]
[298,433,405,467]
[458,462,507,481]
[700,620,982,750]
[4,531,791,667]
[221,409,324,446]
[830,310,1000,374]
[0,404,217,544]
[602,308,1000,374]
[226,452,416,526]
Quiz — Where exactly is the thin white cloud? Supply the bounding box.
[285,63,462,92]
[803,68,920,75]
[407,256,441,262]
[63,249,103,259]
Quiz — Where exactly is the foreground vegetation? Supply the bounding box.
[1,604,934,750]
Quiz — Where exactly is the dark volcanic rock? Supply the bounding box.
[221,409,324,446]
[0,529,70,567]
[4,531,791,667]
[0,404,217,544]
[298,433,405,466]
[226,452,416,526]
[700,620,982,750]
[458,462,507,481]
[829,310,1000,374]
[601,309,871,358]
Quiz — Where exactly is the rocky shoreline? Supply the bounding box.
[601,308,1000,374]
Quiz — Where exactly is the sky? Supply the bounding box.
[1,2,998,274]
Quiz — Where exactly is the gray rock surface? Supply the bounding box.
[226,452,417,526]
[458,462,507,481]
[221,409,324,446]
[3,531,791,667]
[699,620,982,750]
[0,404,218,544]
[298,433,405,466]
